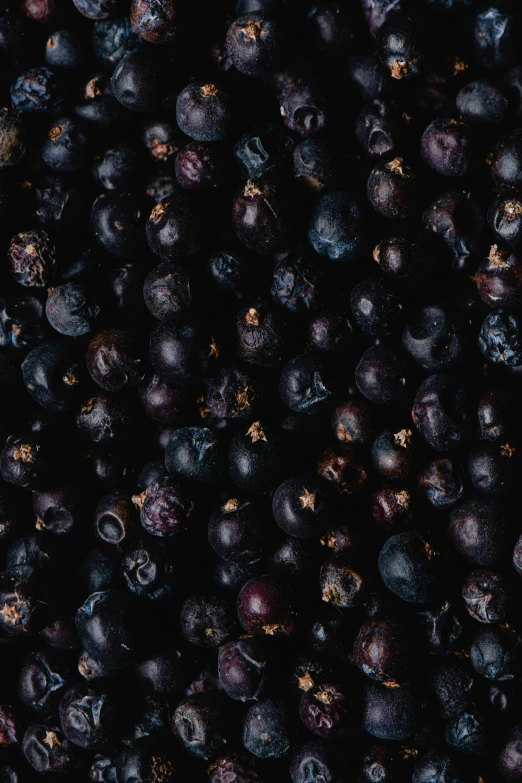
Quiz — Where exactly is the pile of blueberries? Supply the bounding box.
[4,0,522,781]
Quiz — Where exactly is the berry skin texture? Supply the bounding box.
[111,51,165,113]
[412,374,469,452]
[308,191,365,261]
[181,595,236,648]
[0,108,25,167]
[59,682,117,750]
[208,498,270,564]
[350,277,405,338]
[418,457,464,509]
[130,0,177,45]
[462,568,510,624]
[143,263,191,321]
[280,80,328,138]
[421,119,472,177]
[449,497,513,566]
[362,682,419,741]
[22,341,85,412]
[402,306,466,372]
[367,157,418,219]
[237,575,300,638]
[172,693,229,760]
[353,617,410,684]
[90,192,140,258]
[279,355,332,414]
[376,15,424,80]
[7,230,55,288]
[218,638,268,701]
[491,130,522,189]
[235,302,285,367]
[42,117,88,173]
[319,556,366,608]
[229,421,288,493]
[165,426,225,483]
[242,699,290,759]
[176,83,233,143]
[479,310,522,366]
[355,344,408,405]
[146,194,202,260]
[140,476,194,537]
[45,283,99,337]
[0,434,48,489]
[299,682,349,739]
[11,67,62,114]
[445,711,491,755]
[86,328,144,392]
[488,192,522,249]
[456,80,507,124]
[412,749,462,783]
[232,179,294,254]
[226,14,283,77]
[378,531,440,603]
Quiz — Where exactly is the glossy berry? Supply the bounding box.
[457,80,507,124]
[467,441,515,496]
[138,375,184,424]
[378,531,440,603]
[229,421,288,492]
[355,344,408,405]
[176,83,233,142]
[367,157,418,219]
[226,14,283,77]
[22,341,85,412]
[146,193,202,260]
[353,617,410,684]
[237,575,300,638]
[209,498,270,564]
[232,179,294,254]
[111,51,165,113]
[372,428,416,480]
[90,192,140,258]
[372,483,415,532]
[218,637,268,701]
[42,117,88,173]
[87,329,143,392]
